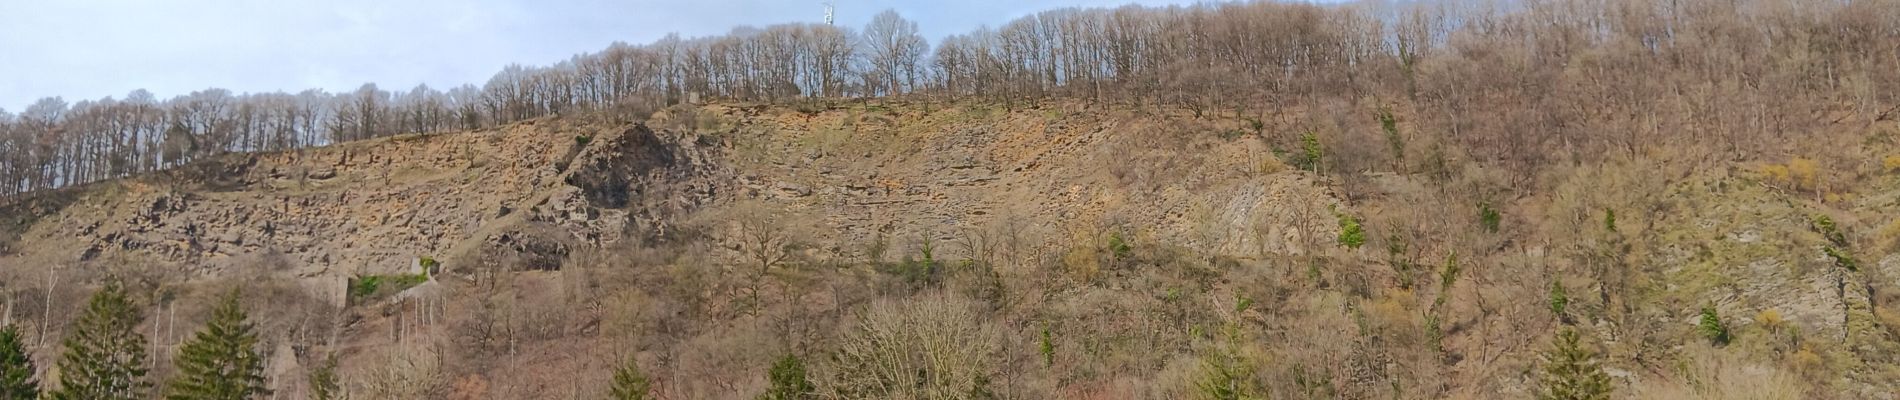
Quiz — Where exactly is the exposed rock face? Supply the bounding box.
[558,126,728,245]
[0,119,727,281]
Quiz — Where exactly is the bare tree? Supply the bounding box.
[862,10,928,95]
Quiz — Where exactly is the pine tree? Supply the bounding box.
[1536,329,1613,400]
[609,354,651,400]
[0,324,39,400]
[49,281,151,400]
[165,289,270,400]
[758,354,813,400]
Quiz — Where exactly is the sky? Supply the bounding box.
[0,0,1200,111]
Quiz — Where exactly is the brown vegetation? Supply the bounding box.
[4,0,1900,398]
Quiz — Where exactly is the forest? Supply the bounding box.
[5,0,1896,199]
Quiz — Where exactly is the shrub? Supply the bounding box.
[1699,306,1731,345]
[349,273,430,303]
[1038,326,1055,367]
[574,134,593,147]
[1336,214,1365,249]
[419,256,440,275]
[1386,234,1416,289]
[1108,231,1133,260]
[1292,131,1323,172]
[1811,214,1847,246]
[1549,279,1569,321]
[1602,208,1616,233]
[826,293,997,399]
[1438,254,1461,294]
[1379,107,1403,166]
[1755,309,1785,334]
[1824,246,1858,272]
[1788,158,1819,192]
[1478,202,1501,233]
[1879,219,1900,252]
[1760,158,1822,192]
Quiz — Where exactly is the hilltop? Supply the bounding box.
[2,98,1898,398]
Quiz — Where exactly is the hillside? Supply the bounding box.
[3,98,1899,399]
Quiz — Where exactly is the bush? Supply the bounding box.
[1602,208,1616,232]
[760,354,814,400]
[1549,279,1569,320]
[348,273,430,303]
[1760,158,1822,192]
[1336,214,1365,249]
[1300,132,1323,172]
[1108,231,1133,260]
[1379,107,1403,166]
[1478,202,1501,233]
[826,293,997,399]
[1386,234,1416,289]
[1879,219,1900,252]
[1811,214,1847,246]
[1038,326,1055,367]
[574,134,593,147]
[1824,246,1858,272]
[1699,306,1731,345]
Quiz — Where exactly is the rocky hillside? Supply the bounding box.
[4,99,1900,399]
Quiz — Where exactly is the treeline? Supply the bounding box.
[5,0,1898,198]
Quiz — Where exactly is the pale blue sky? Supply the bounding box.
[0,0,1203,111]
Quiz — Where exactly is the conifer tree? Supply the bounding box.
[49,281,150,400]
[609,354,651,400]
[1536,329,1612,400]
[0,324,39,400]
[759,354,813,400]
[165,289,269,400]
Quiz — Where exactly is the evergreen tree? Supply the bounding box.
[49,281,151,400]
[609,354,651,400]
[1536,329,1613,400]
[0,324,39,400]
[165,289,270,400]
[758,354,813,400]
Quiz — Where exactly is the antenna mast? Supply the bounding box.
[823,2,835,25]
